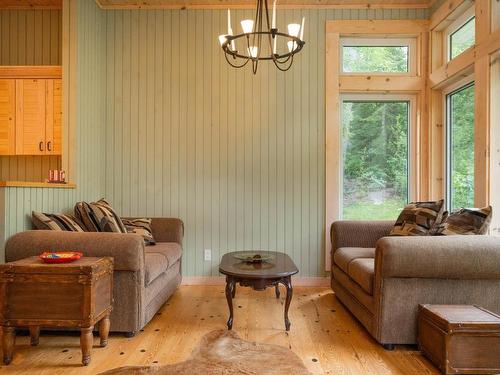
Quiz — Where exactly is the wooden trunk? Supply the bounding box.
[418,304,500,375]
[0,257,113,329]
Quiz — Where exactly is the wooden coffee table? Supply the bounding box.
[219,251,298,331]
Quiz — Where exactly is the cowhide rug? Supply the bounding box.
[100,329,312,375]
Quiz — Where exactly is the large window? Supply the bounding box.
[446,82,475,210]
[342,97,410,220]
[341,38,416,74]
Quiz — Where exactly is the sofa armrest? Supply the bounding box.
[375,236,500,279]
[331,220,394,253]
[150,218,184,246]
[5,231,145,272]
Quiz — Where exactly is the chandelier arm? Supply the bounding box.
[224,51,251,68]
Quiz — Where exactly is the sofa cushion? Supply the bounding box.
[348,258,374,295]
[434,206,492,235]
[334,247,375,274]
[145,243,182,285]
[74,199,127,233]
[390,200,445,236]
[122,218,156,245]
[32,211,85,232]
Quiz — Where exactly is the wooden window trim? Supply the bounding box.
[325,20,428,270]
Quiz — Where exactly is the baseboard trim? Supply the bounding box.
[181,276,330,287]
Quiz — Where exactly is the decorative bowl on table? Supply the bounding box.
[39,251,83,263]
[232,251,274,263]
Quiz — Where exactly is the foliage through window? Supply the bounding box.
[449,16,475,60]
[342,99,409,220]
[447,83,475,210]
[341,38,413,74]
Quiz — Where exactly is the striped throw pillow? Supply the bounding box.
[74,199,127,233]
[390,200,445,236]
[122,218,156,245]
[32,211,85,232]
[434,206,492,235]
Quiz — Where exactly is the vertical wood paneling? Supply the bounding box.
[0,0,107,263]
[101,8,427,277]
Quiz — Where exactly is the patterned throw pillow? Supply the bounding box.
[434,206,492,235]
[74,199,127,233]
[390,200,445,236]
[122,218,156,246]
[32,211,85,232]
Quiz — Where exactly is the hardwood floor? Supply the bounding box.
[0,286,438,374]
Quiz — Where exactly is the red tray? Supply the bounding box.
[39,251,83,263]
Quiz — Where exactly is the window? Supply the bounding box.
[445,6,475,61]
[341,96,411,220]
[341,38,416,74]
[446,81,475,210]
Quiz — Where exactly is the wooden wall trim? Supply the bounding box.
[94,0,432,9]
[0,66,62,79]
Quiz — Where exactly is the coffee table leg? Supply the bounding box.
[29,326,40,346]
[99,314,110,347]
[275,284,280,299]
[80,326,94,366]
[225,277,235,330]
[231,283,236,299]
[282,276,293,331]
[2,326,15,365]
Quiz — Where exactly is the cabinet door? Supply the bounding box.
[45,79,62,155]
[0,79,16,155]
[15,79,46,155]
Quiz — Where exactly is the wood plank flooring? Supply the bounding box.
[0,286,438,374]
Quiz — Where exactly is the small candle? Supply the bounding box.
[300,17,305,40]
[227,9,231,35]
[272,0,276,29]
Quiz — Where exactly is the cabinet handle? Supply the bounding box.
[39,141,44,152]
[47,141,52,152]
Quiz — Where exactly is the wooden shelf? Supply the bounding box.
[0,66,62,79]
[0,181,76,189]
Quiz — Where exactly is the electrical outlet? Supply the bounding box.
[204,249,212,261]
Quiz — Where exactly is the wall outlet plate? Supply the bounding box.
[204,249,212,261]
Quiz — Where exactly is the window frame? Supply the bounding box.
[340,37,417,76]
[340,93,418,219]
[443,74,475,211]
[444,5,475,62]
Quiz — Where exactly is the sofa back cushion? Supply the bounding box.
[434,206,492,235]
[32,211,85,232]
[390,200,445,236]
[74,199,127,233]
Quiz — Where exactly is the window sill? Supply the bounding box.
[0,181,76,189]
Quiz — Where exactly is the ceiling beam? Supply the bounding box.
[0,0,62,9]
[94,0,432,10]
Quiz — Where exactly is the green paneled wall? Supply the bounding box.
[0,1,107,262]
[101,7,427,277]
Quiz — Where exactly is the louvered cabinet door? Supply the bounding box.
[45,79,62,155]
[0,79,16,155]
[15,79,46,155]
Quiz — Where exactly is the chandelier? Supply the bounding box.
[218,0,305,74]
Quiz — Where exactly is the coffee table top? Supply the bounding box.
[219,251,298,279]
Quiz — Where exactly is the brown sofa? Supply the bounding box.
[330,220,500,348]
[4,218,183,336]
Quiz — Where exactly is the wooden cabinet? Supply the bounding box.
[0,80,16,155]
[0,77,61,156]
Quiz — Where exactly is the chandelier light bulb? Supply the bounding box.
[248,46,258,58]
[241,19,254,34]
[287,23,300,37]
[287,41,295,52]
[218,34,228,46]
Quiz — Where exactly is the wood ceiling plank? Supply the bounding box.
[95,0,431,10]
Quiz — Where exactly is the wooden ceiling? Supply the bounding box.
[0,0,436,10]
[95,0,432,9]
[0,0,62,9]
